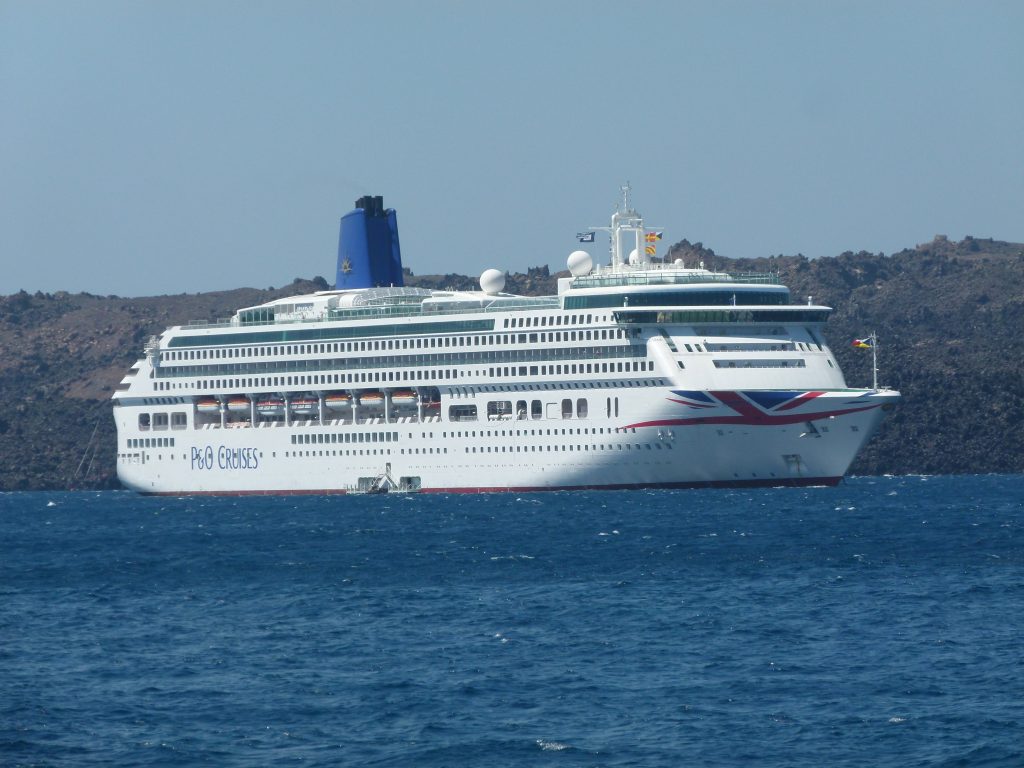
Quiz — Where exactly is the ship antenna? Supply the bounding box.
[588,184,662,269]
[871,331,879,390]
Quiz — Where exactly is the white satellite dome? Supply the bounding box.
[566,250,593,277]
[628,248,641,265]
[479,268,506,295]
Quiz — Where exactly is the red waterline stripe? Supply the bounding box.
[139,476,842,497]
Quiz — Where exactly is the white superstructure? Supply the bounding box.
[113,190,899,494]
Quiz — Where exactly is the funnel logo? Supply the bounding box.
[341,258,353,275]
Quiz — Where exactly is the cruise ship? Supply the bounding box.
[113,190,899,494]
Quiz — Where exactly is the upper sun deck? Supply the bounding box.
[175,287,561,331]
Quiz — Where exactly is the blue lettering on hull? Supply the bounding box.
[191,445,259,471]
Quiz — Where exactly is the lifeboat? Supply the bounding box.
[324,393,351,410]
[358,391,384,406]
[290,397,317,414]
[256,397,285,416]
[196,398,219,414]
[390,390,417,406]
[226,397,249,413]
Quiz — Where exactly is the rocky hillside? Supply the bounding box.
[1,236,1021,490]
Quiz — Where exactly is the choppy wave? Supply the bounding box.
[2,475,1022,767]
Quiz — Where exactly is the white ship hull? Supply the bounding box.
[116,387,897,495]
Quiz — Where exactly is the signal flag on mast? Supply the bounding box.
[852,333,881,389]
[644,230,663,256]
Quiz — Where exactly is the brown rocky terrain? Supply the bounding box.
[1,235,1021,490]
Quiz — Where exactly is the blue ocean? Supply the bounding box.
[2,475,1022,767]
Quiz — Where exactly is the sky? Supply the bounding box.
[1,0,1022,297]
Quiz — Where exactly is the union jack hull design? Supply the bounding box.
[627,390,884,429]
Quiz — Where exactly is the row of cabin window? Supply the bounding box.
[291,432,398,445]
[502,313,605,328]
[161,327,628,362]
[153,360,655,393]
[290,425,641,442]
[126,436,175,448]
[157,368,460,392]
[285,449,398,457]
[702,341,821,352]
[283,448,449,457]
[451,379,663,396]
[712,360,808,368]
[487,361,652,379]
[441,426,637,438]
[156,341,641,381]
[465,442,672,453]
[285,443,672,459]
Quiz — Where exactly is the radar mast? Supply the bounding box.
[583,183,662,269]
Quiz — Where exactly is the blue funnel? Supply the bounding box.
[335,195,404,289]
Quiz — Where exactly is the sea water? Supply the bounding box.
[1,475,1022,767]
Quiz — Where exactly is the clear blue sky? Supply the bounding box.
[2,0,1021,297]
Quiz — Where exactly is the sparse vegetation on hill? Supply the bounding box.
[1,237,1022,490]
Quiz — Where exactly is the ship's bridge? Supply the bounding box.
[561,266,790,310]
